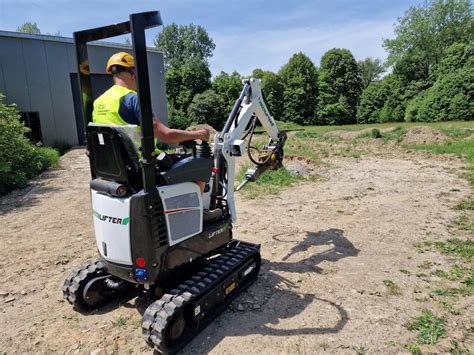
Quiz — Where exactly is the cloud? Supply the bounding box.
[208,19,395,75]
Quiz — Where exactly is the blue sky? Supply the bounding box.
[0,0,420,75]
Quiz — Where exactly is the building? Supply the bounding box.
[0,31,167,146]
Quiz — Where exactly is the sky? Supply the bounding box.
[0,0,421,75]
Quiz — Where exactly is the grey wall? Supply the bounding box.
[0,33,167,146]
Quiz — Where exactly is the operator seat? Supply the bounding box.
[86,125,213,194]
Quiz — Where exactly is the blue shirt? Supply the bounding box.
[119,92,141,125]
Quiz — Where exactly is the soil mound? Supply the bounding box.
[402,126,447,145]
[186,124,218,136]
[325,127,395,139]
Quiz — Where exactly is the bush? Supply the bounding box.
[187,90,227,130]
[167,103,193,130]
[371,128,382,138]
[407,67,473,121]
[211,71,242,114]
[0,94,59,194]
[357,80,390,123]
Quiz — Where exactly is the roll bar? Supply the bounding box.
[74,11,162,193]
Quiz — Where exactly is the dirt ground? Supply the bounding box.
[0,138,472,354]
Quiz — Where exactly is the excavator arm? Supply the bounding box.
[212,78,287,222]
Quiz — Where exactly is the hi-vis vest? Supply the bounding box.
[92,85,160,154]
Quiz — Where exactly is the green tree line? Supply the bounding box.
[160,0,472,129]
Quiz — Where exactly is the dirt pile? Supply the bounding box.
[402,126,447,145]
[285,161,312,176]
[186,124,218,136]
[325,127,395,139]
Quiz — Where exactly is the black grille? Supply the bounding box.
[150,198,168,249]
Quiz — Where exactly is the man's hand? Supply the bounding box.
[153,117,211,144]
[195,129,210,142]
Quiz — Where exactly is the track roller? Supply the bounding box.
[62,259,128,310]
[142,241,261,354]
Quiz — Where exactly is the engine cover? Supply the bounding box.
[158,182,203,246]
[91,190,132,265]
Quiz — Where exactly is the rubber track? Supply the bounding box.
[141,243,259,353]
[62,259,105,309]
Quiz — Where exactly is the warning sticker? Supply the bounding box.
[225,282,236,295]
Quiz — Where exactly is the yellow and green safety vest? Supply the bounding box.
[92,85,160,155]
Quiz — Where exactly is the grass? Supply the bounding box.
[451,215,474,232]
[418,261,434,269]
[414,139,474,185]
[433,239,473,261]
[455,197,474,210]
[405,309,447,345]
[439,127,474,140]
[279,120,474,136]
[404,343,422,355]
[352,345,368,355]
[383,126,408,142]
[319,342,330,351]
[236,166,304,199]
[440,300,462,315]
[37,146,60,168]
[448,340,471,354]
[383,279,402,296]
[433,286,473,297]
[284,138,327,163]
[431,266,473,282]
[111,316,128,328]
[414,137,474,217]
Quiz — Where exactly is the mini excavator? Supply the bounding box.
[63,11,286,353]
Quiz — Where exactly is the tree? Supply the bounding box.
[187,90,228,129]
[405,63,473,121]
[251,68,266,79]
[278,53,318,125]
[384,0,472,74]
[167,104,192,130]
[358,57,385,88]
[356,80,390,123]
[317,48,362,124]
[212,71,242,114]
[17,22,41,34]
[155,23,215,68]
[165,57,211,114]
[392,51,430,83]
[378,75,408,122]
[260,71,284,119]
[432,42,473,79]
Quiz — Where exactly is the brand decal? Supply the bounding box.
[93,209,129,225]
[207,225,227,239]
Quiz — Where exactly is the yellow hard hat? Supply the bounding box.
[106,52,135,73]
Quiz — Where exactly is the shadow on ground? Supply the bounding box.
[182,228,359,353]
[71,228,359,353]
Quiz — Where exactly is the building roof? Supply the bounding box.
[0,30,163,53]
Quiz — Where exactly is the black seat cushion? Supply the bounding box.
[159,157,213,185]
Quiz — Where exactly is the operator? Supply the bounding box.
[93,52,209,145]
[92,52,209,192]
